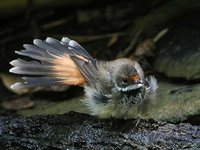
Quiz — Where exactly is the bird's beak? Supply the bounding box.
[135,80,143,84]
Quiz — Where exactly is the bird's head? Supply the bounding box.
[111,60,157,105]
[112,61,144,90]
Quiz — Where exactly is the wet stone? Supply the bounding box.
[0,112,200,149]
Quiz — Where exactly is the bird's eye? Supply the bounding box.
[122,77,128,84]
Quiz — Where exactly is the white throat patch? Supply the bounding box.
[116,83,143,92]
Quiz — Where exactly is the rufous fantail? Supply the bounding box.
[10,37,157,118]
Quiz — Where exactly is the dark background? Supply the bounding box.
[0,0,200,149]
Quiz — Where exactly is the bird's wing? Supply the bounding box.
[9,37,98,89]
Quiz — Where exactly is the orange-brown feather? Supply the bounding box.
[51,54,87,86]
[129,74,140,81]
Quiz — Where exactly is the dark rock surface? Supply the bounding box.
[0,112,200,149]
[154,12,200,80]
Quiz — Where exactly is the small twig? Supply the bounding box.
[121,29,142,57]
[153,28,169,42]
[42,19,67,30]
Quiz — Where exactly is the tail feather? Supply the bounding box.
[63,38,95,62]
[15,50,53,62]
[23,44,53,58]
[10,67,50,75]
[34,39,65,56]
[9,37,97,89]
[10,59,52,75]
[10,59,46,68]
[10,77,63,89]
[46,37,70,54]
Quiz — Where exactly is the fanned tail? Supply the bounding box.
[9,37,98,89]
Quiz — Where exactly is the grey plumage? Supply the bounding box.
[9,37,158,118]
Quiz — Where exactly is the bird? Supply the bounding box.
[9,37,157,118]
